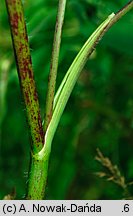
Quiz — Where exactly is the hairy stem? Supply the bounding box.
[26,151,50,199]
[27,0,67,199]
[44,0,67,132]
[5,0,133,200]
[5,0,44,154]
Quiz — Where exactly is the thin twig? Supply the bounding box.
[44,0,67,132]
[96,1,133,42]
[111,1,133,25]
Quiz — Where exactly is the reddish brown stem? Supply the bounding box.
[5,0,44,153]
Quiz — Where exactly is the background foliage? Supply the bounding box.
[0,0,133,199]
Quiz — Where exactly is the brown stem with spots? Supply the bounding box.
[5,0,133,200]
[5,0,44,154]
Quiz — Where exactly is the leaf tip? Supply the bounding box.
[108,12,115,19]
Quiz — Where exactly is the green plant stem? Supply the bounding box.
[110,0,133,26]
[27,1,133,199]
[5,0,133,200]
[26,151,50,199]
[5,0,44,154]
[43,1,133,155]
[27,0,67,199]
[97,1,133,39]
[44,0,67,132]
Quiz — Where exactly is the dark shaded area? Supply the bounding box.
[0,0,133,199]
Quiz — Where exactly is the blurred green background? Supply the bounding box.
[0,0,133,199]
